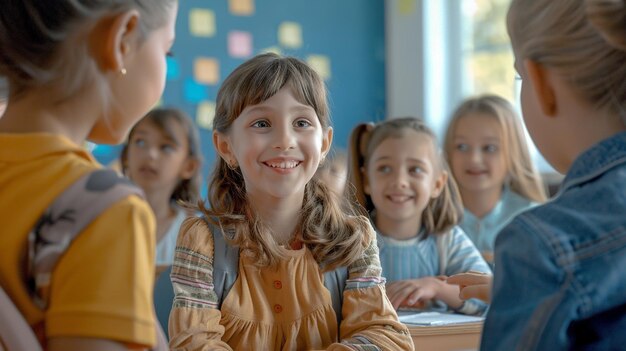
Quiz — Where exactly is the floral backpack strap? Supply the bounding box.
[26,169,143,309]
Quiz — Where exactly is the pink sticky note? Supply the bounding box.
[228,31,253,58]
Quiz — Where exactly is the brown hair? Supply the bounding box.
[507,0,626,123]
[347,117,463,235]
[121,107,203,204]
[444,94,547,203]
[0,0,176,100]
[203,53,373,270]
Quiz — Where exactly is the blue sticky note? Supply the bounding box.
[184,78,208,103]
[166,56,180,80]
[92,144,123,166]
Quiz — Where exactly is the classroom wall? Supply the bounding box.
[93,0,386,197]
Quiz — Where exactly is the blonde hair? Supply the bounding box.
[444,95,547,203]
[507,0,626,123]
[348,117,463,235]
[0,0,176,101]
[203,53,373,270]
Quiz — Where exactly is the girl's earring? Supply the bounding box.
[120,67,127,76]
[227,160,238,170]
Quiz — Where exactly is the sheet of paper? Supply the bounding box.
[307,55,331,81]
[398,311,484,326]
[229,0,255,16]
[278,22,303,49]
[228,31,253,58]
[398,0,416,15]
[194,57,220,85]
[184,78,208,103]
[166,56,180,80]
[196,101,216,130]
[189,8,216,37]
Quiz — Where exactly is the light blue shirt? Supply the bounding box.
[155,207,187,266]
[375,225,491,315]
[460,187,536,254]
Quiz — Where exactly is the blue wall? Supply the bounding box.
[94,0,385,197]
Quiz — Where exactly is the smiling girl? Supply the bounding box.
[348,117,491,316]
[443,95,547,263]
[168,53,413,350]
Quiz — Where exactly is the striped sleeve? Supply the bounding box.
[440,226,492,316]
[170,218,219,309]
[443,226,492,276]
[168,217,232,351]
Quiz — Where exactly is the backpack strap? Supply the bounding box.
[205,218,239,309]
[323,264,348,336]
[206,217,348,334]
[26,169,143,309]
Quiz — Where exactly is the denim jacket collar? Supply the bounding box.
[560,131,626,194]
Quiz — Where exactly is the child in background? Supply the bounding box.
[482,0,626,349]
[121,107,202,275]
[348,117,491,315]
[315,148,348,196]
[168,53,413,350]
[443,94,546,263]
[0,1,178,350]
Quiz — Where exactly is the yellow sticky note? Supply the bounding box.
[307,55,331,81]
[189,8,216,37]
[399,0,415,15]
[259,46,282,55]
[278,22,303,49]
[194,58,220,85]
[229,0,255,16]
[196,101,216,130]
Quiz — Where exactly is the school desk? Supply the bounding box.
[406,321,483,351]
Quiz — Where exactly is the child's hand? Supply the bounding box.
[385,277,444,310]
[447,271,492,302]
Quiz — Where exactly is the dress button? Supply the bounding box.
[273,280,282,289]
[274,304,283,313]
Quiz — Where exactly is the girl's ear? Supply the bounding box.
[213,130,235,166]
[524,59,557,117]
[320,127,334,160]
[90,10,140,73]
[179,157,200,180]
[431,170,448,198]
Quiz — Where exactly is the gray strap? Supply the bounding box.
[27,169,143,309]
[323,265,348,337]
[206,218,239,309]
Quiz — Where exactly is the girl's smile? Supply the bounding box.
[216,85,332,205]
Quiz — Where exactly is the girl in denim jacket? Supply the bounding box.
[348,117,491,316]
[474,0,626,349]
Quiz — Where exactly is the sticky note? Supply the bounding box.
[278,22,303,49]
[228,31,253,58]
[260,46,282,55]
[196,101,216,130]
[166,56,180,80]
[399,0,416,15]
[189,8,216,37]
[184,78,208,103]
[307,55,331,81]
[229,0,255,16]
[194,57,220,85]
